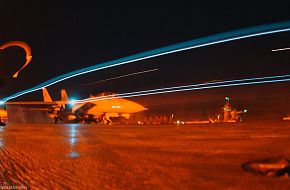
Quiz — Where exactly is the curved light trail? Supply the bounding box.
[1,21,290,102]
[71,74,290,104]
[0,41,32,78]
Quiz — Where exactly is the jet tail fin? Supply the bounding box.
[61,89,69,102]
[42,88,53,102]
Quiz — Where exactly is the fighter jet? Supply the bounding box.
[42,88,148,124]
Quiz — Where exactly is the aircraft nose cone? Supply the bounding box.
[132,103,148,113]
[139,105,148,111]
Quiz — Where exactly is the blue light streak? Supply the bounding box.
[115,77,290,99]
[72,74,290,103]
[2,21,290,102]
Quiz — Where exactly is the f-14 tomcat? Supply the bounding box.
[43,88,147,124]
[5,88,148,124]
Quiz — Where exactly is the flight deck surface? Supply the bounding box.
[0,122,290,189]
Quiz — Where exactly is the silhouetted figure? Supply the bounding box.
[223,98,232,122]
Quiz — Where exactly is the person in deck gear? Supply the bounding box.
[223,97,232,122]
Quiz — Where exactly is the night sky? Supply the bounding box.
[1,1,290,118]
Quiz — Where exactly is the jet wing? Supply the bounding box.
[4,101,57,105]
[4,102,58,112]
